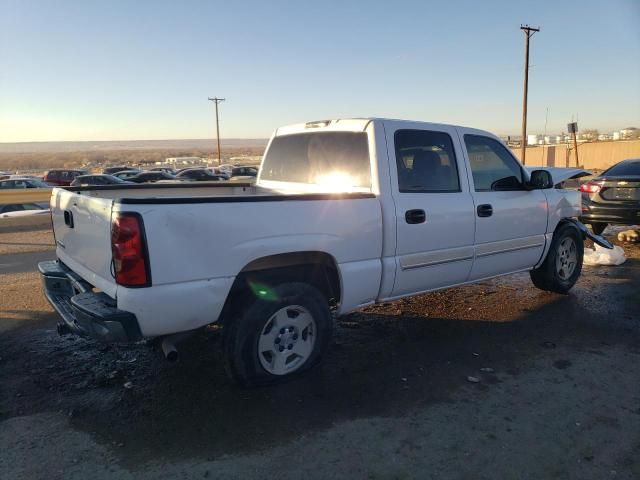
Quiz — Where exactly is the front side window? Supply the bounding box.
[464,135,524,191]
[394,130,460,192]
[261,132,371,190]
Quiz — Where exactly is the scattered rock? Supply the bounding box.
[401,377,407,382]
[480,367,494,373]
[339,321,361,329]
[553,359,572,370]
[467,376,481,383]
[123,381,133,389]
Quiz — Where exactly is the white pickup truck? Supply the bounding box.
[40,118,611,386]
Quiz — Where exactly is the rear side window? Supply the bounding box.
[394,130,460,192]
[261,132,371,189]
[603,160,640,176]
[464,135,524,191]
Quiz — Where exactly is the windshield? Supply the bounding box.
[260,132,371,191]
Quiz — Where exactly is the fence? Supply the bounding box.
[511,140,640,171]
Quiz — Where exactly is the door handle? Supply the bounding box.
[477,204,493,218]
[63,210,74,228]
[405,209,426,224]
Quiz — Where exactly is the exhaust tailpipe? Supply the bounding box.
[161,338,178,362]
[159,331,194,362]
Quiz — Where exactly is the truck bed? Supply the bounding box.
[50,184,382,337]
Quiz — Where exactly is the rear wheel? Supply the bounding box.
[590,222,607,236]
[223,282,332,386]
[530,223,583,294]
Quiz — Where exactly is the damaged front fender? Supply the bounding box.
[567,219,614,249]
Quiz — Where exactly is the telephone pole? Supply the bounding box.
[208,97,225,164]
[520,24,540,165]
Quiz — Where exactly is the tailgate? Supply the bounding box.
[51,188,117,297]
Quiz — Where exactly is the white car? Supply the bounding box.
[40,118,611,385]
[0,202,50,218]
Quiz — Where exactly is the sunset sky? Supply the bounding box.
[1,0,638,142]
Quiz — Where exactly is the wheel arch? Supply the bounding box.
[219,251,342,323]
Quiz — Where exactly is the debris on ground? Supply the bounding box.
[584,244,626,266]
[617,229,639,243]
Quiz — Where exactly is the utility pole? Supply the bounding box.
[520,24,540,165]
[208,97,225,164]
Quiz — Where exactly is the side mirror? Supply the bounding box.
[527,170,553,189]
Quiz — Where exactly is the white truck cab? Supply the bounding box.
[40,118,610,385]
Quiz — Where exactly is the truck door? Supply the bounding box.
[458,130,547,280]
[386,122,476,297]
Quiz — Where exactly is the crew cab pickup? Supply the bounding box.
[40,118,611,385]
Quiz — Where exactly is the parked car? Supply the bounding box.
[103,166,134,175]
[579,158,640,234]
[175,166,208,175]
[230,166,258,178]
[113,170,143,181]
[149,167,177,175]
[0,178,52,189]
[217,164,234,177]
[8,174,43,180]
[40,117,611,386]
[0,202,49,218]
[70,174,131,187]
[43,169,88,186]
[175,168,225,181]
[207,167,231,179]
[128,171,179,183]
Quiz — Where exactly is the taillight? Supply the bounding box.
[111,212,150,287]
[579,181,602,194]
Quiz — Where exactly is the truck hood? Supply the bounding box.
[525,167,591,185]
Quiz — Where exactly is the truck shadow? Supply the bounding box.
[73,277,639,465]
[1,264,638,468]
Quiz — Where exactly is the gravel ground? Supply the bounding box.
[0,225,639,479]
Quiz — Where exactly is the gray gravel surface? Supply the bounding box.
[1,225,639,479]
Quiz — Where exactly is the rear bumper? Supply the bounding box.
[39,260,142,343]
[579,199,640,225]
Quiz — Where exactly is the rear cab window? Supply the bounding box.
[260,131,371,191]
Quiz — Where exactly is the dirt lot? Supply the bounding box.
[1,224,639,480]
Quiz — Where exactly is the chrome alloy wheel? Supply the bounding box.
[556,237,577,280]
[258,305,316,375]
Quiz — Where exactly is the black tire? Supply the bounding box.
[530,223,584,294]
[590,222,607,236]
[222,282,332,387]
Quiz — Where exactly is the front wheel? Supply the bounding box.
[223,282,333,386]
[530,223,584,294]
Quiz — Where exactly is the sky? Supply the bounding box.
[0,0,639,142]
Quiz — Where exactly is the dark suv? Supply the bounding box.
[43,169,88,186]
